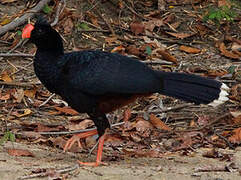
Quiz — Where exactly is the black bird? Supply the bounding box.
[22,18,229,166]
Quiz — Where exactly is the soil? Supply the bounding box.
[0,0,241,180]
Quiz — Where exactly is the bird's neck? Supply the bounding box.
[34,51,63,93]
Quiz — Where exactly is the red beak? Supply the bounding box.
[22,24,34,39]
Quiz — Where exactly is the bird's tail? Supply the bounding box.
[155,71,229,107]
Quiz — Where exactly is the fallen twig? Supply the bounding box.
[38,122,124,135]
[39,93,56,107]
[18,164,79,180]
[0,53,34,57]
[0,81,40,87]
[0,0,51,36]
[51,0,66,26]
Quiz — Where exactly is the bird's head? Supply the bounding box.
[22,17,63,53]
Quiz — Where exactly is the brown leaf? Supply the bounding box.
[219,42,240,59]
[111,45,125,53]
[123,108,132,122]
[143,19,164,32]
[179,45,201,54]
[149,114,171,131]
[230,84,241,102]
[105,36,118,46]
[0,0,17,4]
[207,69,227,77]
[135,118,153,137]
[54,106,79,115]
[126,45,141,57]
[135,118,153,133]
[86,11,99,27]
[7,148,34,157]
[156,48,178,64]
[218,0,231,8]
[67,119,94,131]
[166,32,195,39]
[12,88,24,103]
[197,116,209,126]
[36,123,63,132]
[50,137,67,150]
[0,70,12,82]
[0,93,10,100]
[232,115,241,125]
[63,18,74,34]
[228,127,241,144]
[202,148,219,158]
[24,87,37,98]
[12,109,32,118]
[130,22,145,35]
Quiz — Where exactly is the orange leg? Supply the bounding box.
[64,129,107,166]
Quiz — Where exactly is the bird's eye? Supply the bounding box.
[38,29,43,33]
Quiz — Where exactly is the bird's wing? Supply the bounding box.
[59,50,161,95]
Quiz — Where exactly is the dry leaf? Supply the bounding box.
[229,127,241,144]
[54,106,79,115]
[12,109,32,118]
[111,45,125,53]
[36,123,62,132]
[143,19,164,32]
[218,0,231,8]
[149,114,171,131]
[67,119,94,131]
[232,115,241,125]
[105,36,118,46]
[0,0,16,4]
[123,108,132,122]
[166,32,195,39]
[63,18,74,34]
[7,148,34,157]
[135,118,153,133]
[197,116,209,126]
[86,11,99,27]
[24,87,37,98]
[156,48,178,64]
[179,45,201,54]
[0,70,12,82]
[130,22,145,35]
[126,45,141,57]
[0,93,10,100]
[12,88,24,103]
[219,42,240,59]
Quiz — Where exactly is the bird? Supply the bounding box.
[22,17,229,166]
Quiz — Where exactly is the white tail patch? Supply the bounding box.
[208,83,230,107]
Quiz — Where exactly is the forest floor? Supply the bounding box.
[0,0,241,179]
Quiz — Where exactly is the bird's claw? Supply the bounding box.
[77,160,108,167]
[64,134,82,152]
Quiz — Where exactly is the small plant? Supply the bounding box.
[0,131,15,145]
[203,5,236,24]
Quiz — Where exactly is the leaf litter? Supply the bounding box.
[0,0,241,179]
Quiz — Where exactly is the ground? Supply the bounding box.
[0,0,241,180]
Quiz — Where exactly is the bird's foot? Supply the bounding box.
[77,160,108,167]
[63,129,98,152]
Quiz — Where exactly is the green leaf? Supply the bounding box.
[227,65,237,74]
[145,46,152,56]
[0,132,9,145]
[9,132,15,142]
[79,23,90,30]
[17,30,22,36]
[43,4,52,14]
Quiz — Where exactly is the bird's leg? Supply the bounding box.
[77,132,107,166]
[64,112,110,166]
